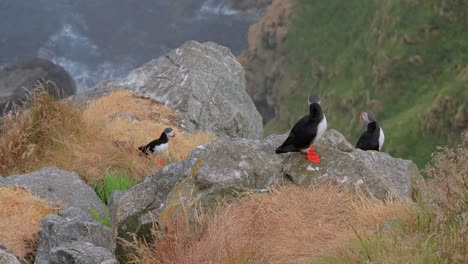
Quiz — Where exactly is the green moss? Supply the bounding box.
[190,158,203,177]
[88,205,111,227]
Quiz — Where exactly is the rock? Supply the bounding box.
[282,130,420,199]
[0,247,21,264]
[0,168,106,222]
[163,130,418,206]
[110,159,191,258]
[166,138,286,209]
[48,242,116,264]
[35,215,115,264]
[73,41,263,139]
[0,58,76,114]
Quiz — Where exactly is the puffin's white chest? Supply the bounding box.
[301,116,328,153]
[314,116,327,144]
[153,142,169,153]
[378,128,385,151]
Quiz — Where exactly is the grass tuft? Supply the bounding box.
[88,205,111,227]
[126,183,412,264]
[0,82,83,175]
[93,171,137,205]
[317,133,467,263]
[0,88,214,183]
[0,187,59,261]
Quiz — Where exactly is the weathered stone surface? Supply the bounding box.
[166,138,285,209]
[72,41,263,139]
[48,242,116,264]
[282,130,420,199]
[0,58,76,114]
[110,156,193,258]
[0,168,106,222]
[0,247,21,264]
[164,130,419,209]
[35,215,115,264]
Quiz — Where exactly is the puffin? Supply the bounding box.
[356,111,385,151]
[275,94,327,164]
[138,127,175,166]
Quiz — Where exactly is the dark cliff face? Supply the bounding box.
[0,58,76,114]
[238,0,467,167]
[237,0,292,124]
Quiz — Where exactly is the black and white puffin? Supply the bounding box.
[138,127,175,155]
[356,111,385,151]
[275,94,327,164]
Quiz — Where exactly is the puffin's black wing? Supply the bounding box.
[275,103,324,154]
[356,121,380,151]
[275,115,318,154]
[275,132,300,154]
[138,132,168,154]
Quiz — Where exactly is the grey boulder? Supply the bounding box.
[0,247,21,264]
[281,130,420,199]
[110,153,196,258]
[48,242,116,264]
[73,40,263,139]
[165,137,286,209]
[0,167,106,221]
[35,215,115,264]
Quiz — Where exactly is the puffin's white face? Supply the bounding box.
[167,130,175,137]
[359,112,375,124]
[164,128,175,137]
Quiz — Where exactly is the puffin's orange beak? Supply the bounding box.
[359,112,364,120]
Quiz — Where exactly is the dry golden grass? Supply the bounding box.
[128,184,413,264]
[319,134,468,263]
[0,85,83,175]
[83,90,215,161]
[421,134,467,263]
[0,87,214,183]
[0,187,59,260]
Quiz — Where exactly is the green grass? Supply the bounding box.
[93,171,137,205]
[88,205,111,227]
[265,0,468,168]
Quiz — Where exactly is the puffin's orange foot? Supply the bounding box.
[306,145,321,164]
[156,158,165,168]
[307,153,320,164]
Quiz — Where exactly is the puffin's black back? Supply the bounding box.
[138,131,169,154]
[356,121,380,151]
[275,103,324,153]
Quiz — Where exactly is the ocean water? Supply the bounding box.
[0,0,260,91]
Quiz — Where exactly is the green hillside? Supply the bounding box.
[265,0,467,168]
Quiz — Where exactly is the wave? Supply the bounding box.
[199,0,239,16]
[37,24,130,91]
